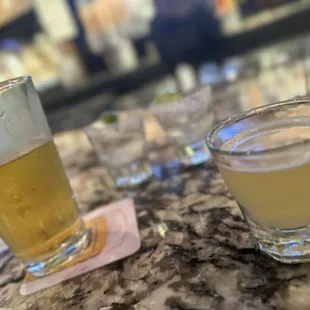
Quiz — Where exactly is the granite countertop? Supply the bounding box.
[0,130,309,310]
[1,86,310,310]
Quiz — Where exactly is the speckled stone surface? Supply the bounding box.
[1,103,310,309]
[1,130,310,310]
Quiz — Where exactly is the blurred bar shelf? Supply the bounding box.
[41,62,169,112]
[2,2,310,110]
[229,0,310,35]
[41,4,310,110]
[0,8,39,39]
[225,3,310,58]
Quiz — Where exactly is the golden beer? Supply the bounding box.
[0,140,85,262]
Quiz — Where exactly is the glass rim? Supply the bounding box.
[0,75,32,94]
[84,111,118,133]
[206,97,310,157]
[84,109,144,133]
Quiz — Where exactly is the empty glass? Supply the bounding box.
[85,111,153,188]
[150,87,215,166]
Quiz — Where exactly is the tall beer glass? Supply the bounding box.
[207,98,310,263]
[0,76,89,276]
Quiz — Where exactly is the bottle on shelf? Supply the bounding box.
[175,63,197,93]
[77,0,108,54]
[0,40,25,79]
[34,0,79,43]
[123,0,156,39]
[56,41,88,89]
[103,38,139,73]
[215,0,243,34]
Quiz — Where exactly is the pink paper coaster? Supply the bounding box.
[20,199,140,295]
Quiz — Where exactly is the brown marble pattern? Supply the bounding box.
[1,128,310,309]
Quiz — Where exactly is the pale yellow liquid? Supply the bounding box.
[0,141,84,261]
[219,162,310,229]
[219,122,310,229]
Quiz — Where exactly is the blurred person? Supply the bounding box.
[151,0,227,67]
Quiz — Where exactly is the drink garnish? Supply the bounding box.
[101,113,118,124]
[155,92,181,104]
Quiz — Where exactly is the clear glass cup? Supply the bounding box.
[0,76,89,276]
[85,110,153,188]
[150,87,215,166]
[207,98,310,264]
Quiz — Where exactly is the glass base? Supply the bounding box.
[25,228,90,277]
[151,160,182,181]
[256,238,310,264]
[181,141,212,166]
[248,218,310,263]
[112,160,153,188]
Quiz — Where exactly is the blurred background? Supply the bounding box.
[2,0,310,132]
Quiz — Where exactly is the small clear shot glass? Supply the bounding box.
[150,87,215,167]
[85,110,153,188]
